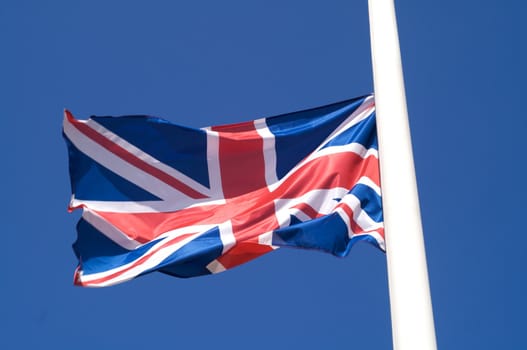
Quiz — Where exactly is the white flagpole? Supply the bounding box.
[368,1,437,349]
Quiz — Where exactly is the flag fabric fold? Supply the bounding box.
[63,94,384,287]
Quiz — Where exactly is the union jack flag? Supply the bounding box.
[63,95,384,287]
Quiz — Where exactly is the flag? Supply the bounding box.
[63,94,384,287]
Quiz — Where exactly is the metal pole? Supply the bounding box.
[368,0,437,349]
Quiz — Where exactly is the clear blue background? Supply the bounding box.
[1,0,516,348]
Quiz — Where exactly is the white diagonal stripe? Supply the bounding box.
[82,209,142,250]
[267,98,377,192]
[79,224,218,286]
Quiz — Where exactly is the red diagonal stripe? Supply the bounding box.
[75,233,195,286]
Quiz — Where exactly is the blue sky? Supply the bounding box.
[1,0,515,349]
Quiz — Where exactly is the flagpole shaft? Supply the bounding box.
[368,1,437,349]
